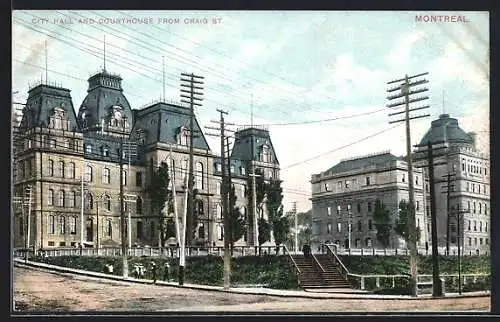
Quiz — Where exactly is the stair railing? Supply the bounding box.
[311,253,326,273]
[324,243,350,282]
[283,245,301,275]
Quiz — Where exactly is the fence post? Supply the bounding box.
[384,249,387,255]
[376,276,380,288]
[361,277,365,290]
[373,248,375,255]
[361,248,364,256]
[392,276,395,288]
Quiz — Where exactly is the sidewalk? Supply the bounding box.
[14,258,490,300]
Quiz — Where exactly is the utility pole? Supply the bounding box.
[226,136,233,256]
[80,160,85,253]
[427,140,442,297]
[442,172,456,255]
[169,146,181,247]
[96,200,99,253]
[414,140,448,297]
[293,201,298,253]
[180,73,204,247]
[25,186,32,262]
[387,72,430,297]
[454,207,470,295]
[205,109,235,289]
[248,170,260,248]
[179,161,189,286]
[119,136,128,278]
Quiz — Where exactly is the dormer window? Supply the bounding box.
[177,125,190,146]
[102,146,109,157]
[49,107,68,130]
[260,145,272,163]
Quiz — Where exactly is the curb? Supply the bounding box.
[14,259,490,300]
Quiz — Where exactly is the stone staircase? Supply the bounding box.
[291,254,350,289]
[314,254,351,288]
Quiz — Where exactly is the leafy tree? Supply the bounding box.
[258,217,271,246]
[265,178,290,247]
[373,199,392,248]
[394,200,421,245]
[149,163,173,247]
[229,185,247,250]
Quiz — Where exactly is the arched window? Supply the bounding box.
[85,165,93,182]
[68,162,75,178]
[195,162,204,190]
[122,169,127,186]
[59,161,65,177]
[58,190,65,207]
[49,215,55,234]
[104,195,111,211]
[198,223,205,239]
[48,189,54,206]
[70,216,77,234]
[102,167,110,184]
[48,160,54,176]
[85,193,94,210]
[136,197,143,214]
[195,200,204,216]
[59,216,65,234]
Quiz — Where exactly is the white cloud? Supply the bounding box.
[385,30,426,69]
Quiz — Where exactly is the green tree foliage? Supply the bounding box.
[373,199,392,248]
[265,178,290,246]
[394,200,421,243]
[229,185,247,249]
[258,217,271,246]
[149,163,172,247]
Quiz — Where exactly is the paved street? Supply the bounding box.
[13,266,490,312]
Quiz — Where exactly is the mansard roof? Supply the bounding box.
[20,83,80,132]
[132,102,210,151]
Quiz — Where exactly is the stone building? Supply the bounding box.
[414,114,490,255]
[310,114,490,255]
[12,69,281,250]
[310,151,427,250]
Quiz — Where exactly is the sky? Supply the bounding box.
[12,10,490,213]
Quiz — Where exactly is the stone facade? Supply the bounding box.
[12,69,281,250]
[310,152,427,250]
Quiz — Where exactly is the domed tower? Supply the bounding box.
[415,114,489,255]
[78,70,133,135]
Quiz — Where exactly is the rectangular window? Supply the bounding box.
[352,179,357,187]
[59,241,66,247]
[136,172,143,187]
[347,204,351,213]
[327,206,332,216]
[366,177,371,186]
[324,183,329,191]
[368,220,373,230]
[48,241,55,246]
[345,180,350,189]
[367,202,372,212]
[357,203,361,213]
[468,238,472,246]
[336,205,341,215]
[402,174,405,182]
[137,221,143,239]
[416,201,420,211]
[327,223,332,234]
[466,182,469,192]
[336,222,341,233]
[217,225,224,241]
[337,181,342,190]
